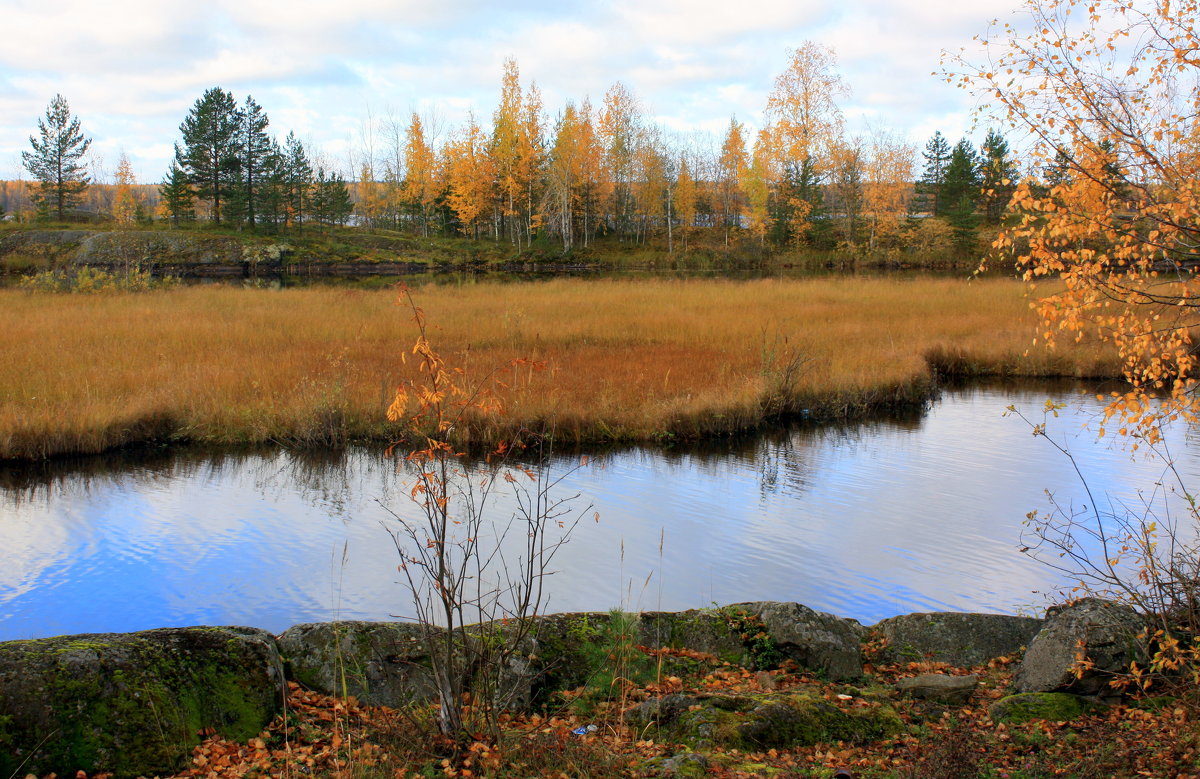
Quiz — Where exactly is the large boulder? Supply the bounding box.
[278,621,435,707]
[530,610,748,702]
[637,609,752,665]
[736,602,866,680]
[894,673,979,704]
[277,620,539,710]
[1014,598,1147,695]
[989,692,1095,724]
[874,612,1043,667]
[0,626,285,779]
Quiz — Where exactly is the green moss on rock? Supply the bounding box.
[0,626,284,779]
[988,692,1094,724]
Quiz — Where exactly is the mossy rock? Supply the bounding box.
[988,692,1095,724]
[628,691,903,750]
[278,620,539,711]
[873,611,1042,667]
[0,229,97,259]
[0,626,285,779]
[278,621,435,707]
[637,609,750,666]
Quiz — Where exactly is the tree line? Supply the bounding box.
[11,47,1024,259]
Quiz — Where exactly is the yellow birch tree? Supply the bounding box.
[864,130,916,252]
[952,0,1200,439]
[443,114,496,239]
[403,113,439,236]
[112,152,139,227]
[718,117,749,245]
[675,157,697,251]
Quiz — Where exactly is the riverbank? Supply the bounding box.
[1,601,1189,779]
[0,224,988,277]
[0,276,1117,461]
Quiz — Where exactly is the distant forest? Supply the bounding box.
[4,46,1023,259]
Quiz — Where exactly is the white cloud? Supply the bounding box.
[0,0,1025,180]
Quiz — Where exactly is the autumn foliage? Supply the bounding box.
[956,0,1200,441]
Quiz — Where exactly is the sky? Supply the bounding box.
[0,0,1026,183]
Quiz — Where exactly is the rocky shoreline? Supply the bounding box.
[0,598,1147,778]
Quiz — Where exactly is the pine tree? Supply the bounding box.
[827,140,865,247]
[979,128,1018,224]
[918,131,952,216]
[770,157,829,248]
[229,95,272,229]
[159,155,196,225]
[313,168,353,226]
[942,139,982,251]
[22,94,92,221]
[282,132,312,230]
[1043,147,1074,189]
[257,139,287,231]
[176,87,243,224]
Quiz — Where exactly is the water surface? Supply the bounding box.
[2,380,1195,640]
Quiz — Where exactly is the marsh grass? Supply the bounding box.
[0,277,1117,459]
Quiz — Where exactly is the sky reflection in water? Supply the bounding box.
[2,380,1198,640]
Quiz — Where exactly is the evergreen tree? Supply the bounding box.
[228,95,273,229]
[770,157,830,248]
[918,131,952,216]
[22,94,92,221]
[312,168,353,226]
[942,139,982,251]
[1043,147,1074,189]
[828,143,865,247]
[282,132,312,230]
[159,154,196,225]
[979,128,1019,224]
[176,87,243,224]
[262,139,289,231]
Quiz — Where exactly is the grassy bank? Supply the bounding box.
[0,277,1117,460]
[0,222,990,275]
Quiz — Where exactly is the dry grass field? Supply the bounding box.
[0,276,1118,460]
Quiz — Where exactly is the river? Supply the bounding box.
[2,379,1196,640]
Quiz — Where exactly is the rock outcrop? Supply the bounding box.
[277,620,539,710]
[873,611,1043,667]
[894,673,980,704]
[0,626,285,779]
[737,601,866,680]
[1014,598,1146,695]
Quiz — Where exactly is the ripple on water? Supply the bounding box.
[1,380,1197,639]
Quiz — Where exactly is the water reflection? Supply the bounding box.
[2,379,1197,641]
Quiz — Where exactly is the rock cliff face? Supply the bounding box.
[0,626,285,779]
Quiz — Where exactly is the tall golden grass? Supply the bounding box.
[0,277,1116,460]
